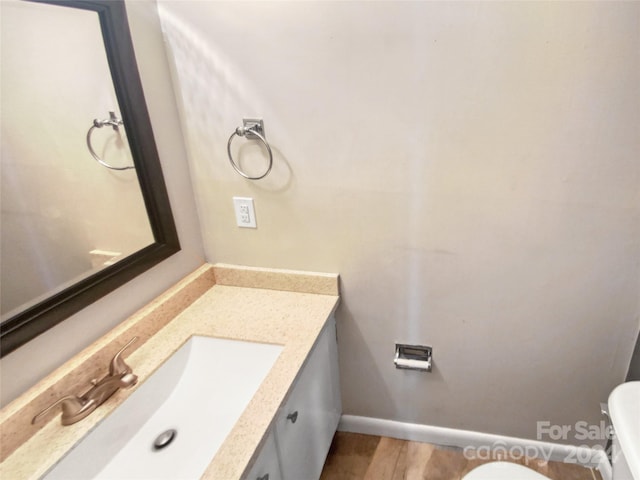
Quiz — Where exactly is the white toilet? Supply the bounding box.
[463,381,640,480]
[464,461,549,479]
[608,381,639,480]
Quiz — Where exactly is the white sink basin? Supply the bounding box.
[44,336,283,479]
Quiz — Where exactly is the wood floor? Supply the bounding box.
[320,432,603,480]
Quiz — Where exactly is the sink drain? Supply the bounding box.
[152,429,177,451]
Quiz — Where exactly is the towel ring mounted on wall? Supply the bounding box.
[227,118,273,180]
[86,111,135,171]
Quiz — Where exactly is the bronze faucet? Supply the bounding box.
[32,337,139,426]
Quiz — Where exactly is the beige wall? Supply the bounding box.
[0,0,204,406]
[160,1,640,444]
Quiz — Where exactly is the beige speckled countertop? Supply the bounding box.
[0,264,340,479]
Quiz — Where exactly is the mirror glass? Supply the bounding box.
[0,0,180,355]
[1,0,153,319]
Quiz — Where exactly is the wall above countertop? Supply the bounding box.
[159,0,640,446]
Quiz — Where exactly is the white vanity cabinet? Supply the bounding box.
[244,316,341,480]
[275,316,341,480]
[244,431,283,480]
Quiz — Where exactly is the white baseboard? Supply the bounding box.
[338,415,611,480]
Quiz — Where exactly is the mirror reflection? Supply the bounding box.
[0,0,154,320]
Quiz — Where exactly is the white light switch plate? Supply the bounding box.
[233,197,257,228]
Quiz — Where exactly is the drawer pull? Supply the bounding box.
[257,475,269,480]
[286,411,298,424]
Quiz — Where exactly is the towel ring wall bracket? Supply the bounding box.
[239,118,264,140]
[227,118,273,180]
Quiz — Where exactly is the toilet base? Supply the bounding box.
[463,461,550,480]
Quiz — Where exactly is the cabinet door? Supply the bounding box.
[275,318,341,480]
[244,431,283,480]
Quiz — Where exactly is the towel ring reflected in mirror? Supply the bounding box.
[86,111,135,171]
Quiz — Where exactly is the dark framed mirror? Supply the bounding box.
[0,0,180,356]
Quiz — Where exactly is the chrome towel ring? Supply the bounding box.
[86,111,134,171]
[227,118,273,180]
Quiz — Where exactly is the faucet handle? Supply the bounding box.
[109,336,138,376]
[32,395,96,426]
